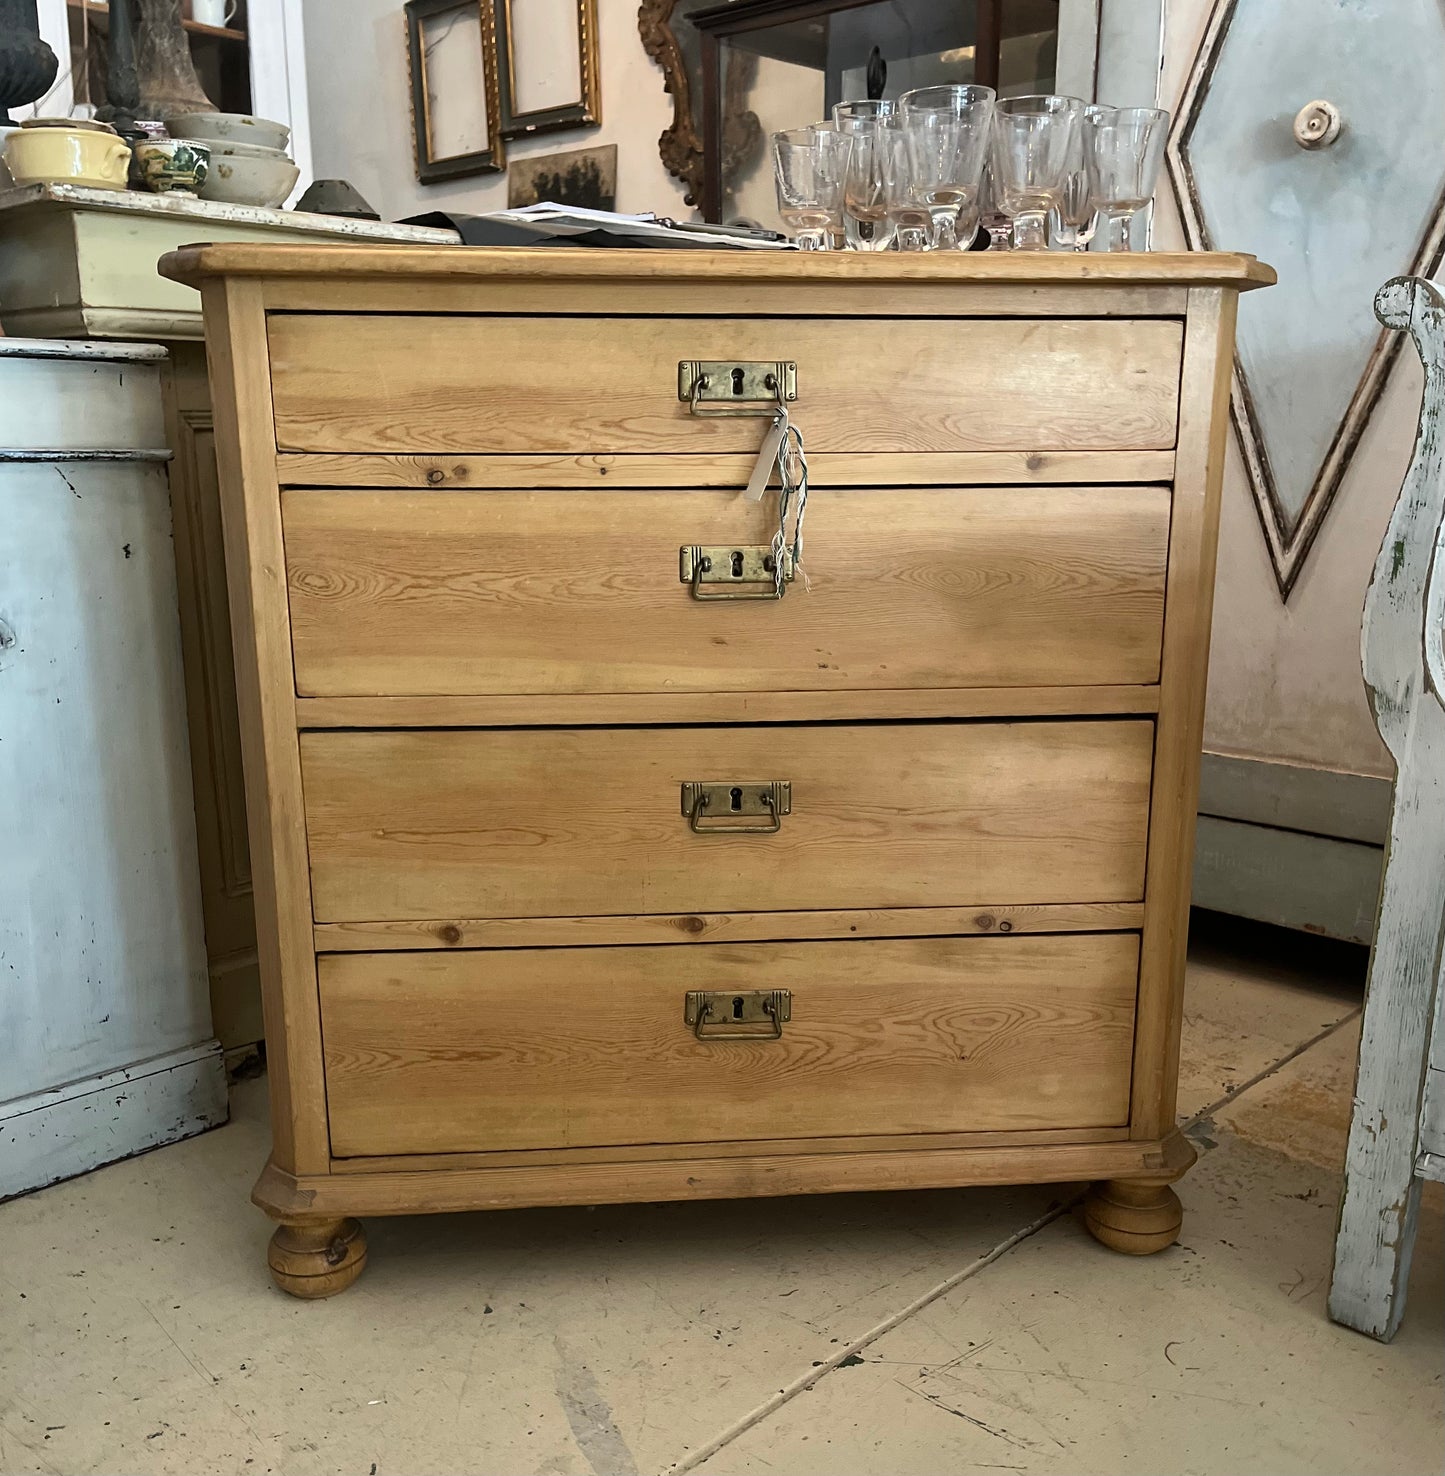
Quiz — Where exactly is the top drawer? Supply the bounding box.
[267,314,1183,456]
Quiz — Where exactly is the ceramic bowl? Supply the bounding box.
[193,141,299,207]
[4,119,131,191]
[194,135,289,160]
[134,138,210,195]
[165,110,290,153]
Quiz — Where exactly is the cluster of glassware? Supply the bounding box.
[771,89,1168,253]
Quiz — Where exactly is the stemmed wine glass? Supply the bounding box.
[771,125,849,250]
[1083,105,1168,251]
[898,83,995,251]
[990,94,1082,251]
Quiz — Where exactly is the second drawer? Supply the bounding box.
[300,719,1154,922]
[282,484,1170,697]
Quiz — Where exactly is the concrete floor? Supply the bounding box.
[1,918,1441,1476]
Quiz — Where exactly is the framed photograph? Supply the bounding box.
[507,143,617,209]
[494,0,601,140]
[405,0,505,184]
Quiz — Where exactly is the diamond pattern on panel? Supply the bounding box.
[1167,0,1445,597]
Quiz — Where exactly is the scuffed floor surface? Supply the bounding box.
[1,917,1441,1476]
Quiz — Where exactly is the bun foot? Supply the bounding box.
[267,1217,367,1298]
[1083,1180,1184,1255]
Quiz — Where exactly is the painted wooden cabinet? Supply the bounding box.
[0,339,226,1199]
[1155,0,1445,939]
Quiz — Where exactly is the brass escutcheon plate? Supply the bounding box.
[680,780,792,819]
[679,544,795,587]
[684,988,793,1039]
[677,359,798,408]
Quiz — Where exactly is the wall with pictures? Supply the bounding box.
[302,0,688,221]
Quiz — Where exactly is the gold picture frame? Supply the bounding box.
[405,0,505,183]
[494,0,600,140]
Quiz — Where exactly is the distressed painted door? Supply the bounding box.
[1154,0,1445,935]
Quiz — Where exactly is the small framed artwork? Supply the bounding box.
[507,143,617,210]
[494,0,601,140]
[405,0,505,184]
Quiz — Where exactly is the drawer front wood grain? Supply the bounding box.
[301,720,1153,922]
[320,933,1140,1155]
[268,315,1183,455]
[284,485,1169,697]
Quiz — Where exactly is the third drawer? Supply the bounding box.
[300,719,1154,923]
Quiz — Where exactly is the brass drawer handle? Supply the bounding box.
[682,780,791,834]
[685,989,792,1040]
[678,359,797,417]
[680,544,795,601]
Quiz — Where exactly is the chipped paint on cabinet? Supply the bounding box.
[0,339,225,1201]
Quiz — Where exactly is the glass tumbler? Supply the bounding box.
[771,126,849,250]
[1083,105,1168,251]
[990,94,1082,251]
[835,115,897,251]
[881,119,933,250]
[898,83,995,251]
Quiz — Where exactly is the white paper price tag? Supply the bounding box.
[744,409,789,502]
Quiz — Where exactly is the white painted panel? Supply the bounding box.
[0,457,210,1103]
[248,0,312,198]
[0,355,168,454]
[0,1044,227,1201]
[24,0,73,120]
[1183,0,1445,546]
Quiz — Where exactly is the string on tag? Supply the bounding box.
[772,421,810,597]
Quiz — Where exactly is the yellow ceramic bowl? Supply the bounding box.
[5,122,132,191]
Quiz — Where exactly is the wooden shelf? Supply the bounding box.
[66,0,247,45]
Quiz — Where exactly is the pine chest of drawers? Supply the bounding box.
[163,245,1273,1297]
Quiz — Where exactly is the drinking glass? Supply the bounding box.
[1050,105,1104,250]
[990,94,1082,251]
[771,126,849,250]
[881,119,933,250]
[811,121,849,249]
[898,83,995,251]
[836,116,896,251]
[979,160,1011,250]
[1083,105,1168,251]
[832,98,897,128]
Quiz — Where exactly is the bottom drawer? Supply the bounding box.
[320,933,1139,1157]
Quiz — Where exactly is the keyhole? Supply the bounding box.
[729,786,743,811]
[731,367,745,395]
[731,550,744,578]
[732,995,744,1019]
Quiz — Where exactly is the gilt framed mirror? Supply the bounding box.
[640,0,1100,224]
